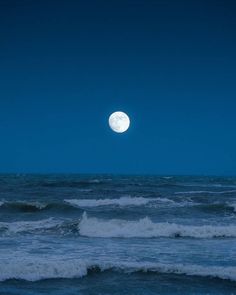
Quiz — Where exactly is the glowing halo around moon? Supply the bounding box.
[109,111,130,133]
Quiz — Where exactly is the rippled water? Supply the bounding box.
[0,174,236,294]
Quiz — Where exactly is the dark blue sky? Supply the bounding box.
[0,0,235,175]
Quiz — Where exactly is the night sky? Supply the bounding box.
[0,0,235,175]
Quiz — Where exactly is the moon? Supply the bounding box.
[109,111,130,133]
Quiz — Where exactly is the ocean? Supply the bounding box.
[0,174,236,295]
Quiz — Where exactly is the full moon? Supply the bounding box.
[109,111,130,133]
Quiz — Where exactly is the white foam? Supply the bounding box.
[64,196,163,208]
[0,258,236,282]
[79,213,236,238]
[0,218,61,234]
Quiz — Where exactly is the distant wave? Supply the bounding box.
[177,183,236,189]
[64,196,174,208]
[77,189,93,192]
[78,213,236,238]
[40,179,103,188]
[175,190,236,195]
[1,198,235,215]
[1,258,236,282]
[0,197,173,212]
[0,200,81,213]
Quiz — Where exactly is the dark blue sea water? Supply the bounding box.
[0,174,236,295]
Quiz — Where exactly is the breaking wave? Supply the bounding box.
[1,258,236,282]
[3,210,236,237]
[78,213,236,238]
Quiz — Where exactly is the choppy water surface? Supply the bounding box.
[0,174,236,294]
